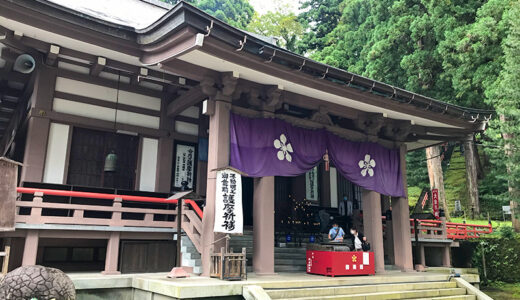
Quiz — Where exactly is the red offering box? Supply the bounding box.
[306,250,375,276]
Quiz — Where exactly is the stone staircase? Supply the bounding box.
[264,280,476,300]
[229,230,308,273]
[180,235,202,274]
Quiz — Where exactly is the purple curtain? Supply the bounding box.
[229,113,405,197]
[326,132,405,197]
[230,113,326,177]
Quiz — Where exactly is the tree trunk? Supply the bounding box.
[464,135,480,219]
[501,114,520,232]
[426,146,450,220]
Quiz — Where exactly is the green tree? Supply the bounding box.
[485,0,520,231]
[297,0,343,55]
[247,4,303,52]
[160,0,254,29]
[439,0,509,108]
[197,0,254,29]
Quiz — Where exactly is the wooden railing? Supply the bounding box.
[15,187,204,253]
[410,219,493,240]
[410,219,447,240]
[445,221,493,240]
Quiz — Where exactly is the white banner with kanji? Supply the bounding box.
[214,169,243,234]
[173,144,195,189]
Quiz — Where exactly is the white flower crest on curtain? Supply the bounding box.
[358,154,376,177]
[273,133,293,162]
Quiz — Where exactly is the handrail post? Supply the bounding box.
[31,192,44,224]
[414,218,419,266]
[176,198,183,268]
[110,197,122,226]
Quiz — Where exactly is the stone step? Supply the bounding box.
[182,252,201,260]
[274,265,308,272]
[191,266,202,274]
[181,257,201,267]
[274,247,307,253]
[181,246,197,252]
[275,253,307,259]
[246,265,308,273]
[275,258,306,265]
[414,296,476,300]
[267,281,458,299]
[283,288,467,300]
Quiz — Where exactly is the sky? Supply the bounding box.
[48,0,302,29]
[249,0,300,14]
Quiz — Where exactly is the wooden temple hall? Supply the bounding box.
[0,0,491,276]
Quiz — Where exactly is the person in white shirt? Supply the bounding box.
[349,226,367,251]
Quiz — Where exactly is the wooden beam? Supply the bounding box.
[0,102,17,111]
[90,56,106,76]
[410,134,465,142]
[167,87,206,117]
[231,105,397,149]
[0,70,29,83]
[45,44,60,66]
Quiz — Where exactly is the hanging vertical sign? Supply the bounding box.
[305,166,319,201]
[421,191,429,209]
[214,169,243,234]
[174,144,196,189]
[432,188,440,219]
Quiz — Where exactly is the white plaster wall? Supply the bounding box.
[175,121,199,136]
[139,137,158,192]
[116,110,160,129]
[118,90,161,111]
[179,106,200,119]
[55,77,117,102]
[43,123,70,184]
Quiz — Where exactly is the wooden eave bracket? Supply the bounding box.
[90,56,106,76]
[45,44,60,66]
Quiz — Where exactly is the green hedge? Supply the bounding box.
[458,229,520,283]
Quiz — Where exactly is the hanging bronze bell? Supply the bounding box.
[104,150,117,172]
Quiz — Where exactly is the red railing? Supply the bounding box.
[409,218,492,240]
[446,221,493,240]
[16,187,203,219]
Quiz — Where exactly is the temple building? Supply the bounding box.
[0,0,491,276]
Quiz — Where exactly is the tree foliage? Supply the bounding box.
[310,0,520,221]
[159,0,520,223]
[247,3,303,52]
[297,0,343,54]
[160,0,254,29]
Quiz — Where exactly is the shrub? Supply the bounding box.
[468,235,520,283]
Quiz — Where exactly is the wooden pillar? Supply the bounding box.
[392,144,414,271]
[201,99,231,276]
[156,95,174,192]
[156,136,174,192]
[464,135,480,218]
[253,176,275,275]
[442,245,451,267]
[382,196,395,265]
[419,245,426,266]
[22,230,39,266]
[320,164,331,207]
[363,189,385,273]
[20,65,57,183]
[20,117,51,183]
[102,232,121,275]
